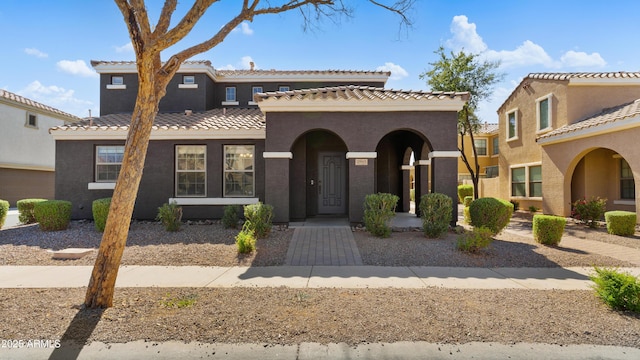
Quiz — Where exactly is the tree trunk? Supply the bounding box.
[84,63,161,308]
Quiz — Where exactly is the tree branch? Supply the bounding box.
[114,0,145,56]
[153,0,178,37]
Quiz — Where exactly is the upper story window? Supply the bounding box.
[492,136,499,156]
[222,86,239,105]
[183,75,195,84]
[536,94,553,133]
[224,145,254,197]
[176,145,206,197]
[506,109,518,142]
[474,138,487,156]
[96,145,124,182]
[107,75,126,90]
[25,113,38,129]
[278,86,290,92]
[620,158,635,200]
[249,86,263,105]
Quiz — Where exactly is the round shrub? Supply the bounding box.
[33,200,72,231]
[457,184,473,203]
[17,198,47,224]
[222,204,242,229]
[0,199,9,228]
[468,197,513,235]
[605,211,637,237]
[463,196,473,207]
[92,197,111,232]
[363,193,398,238]
[419,193,452,238]
[532,214,566,246]
[456,226,493,253]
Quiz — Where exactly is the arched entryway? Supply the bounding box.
[289,130,348,221]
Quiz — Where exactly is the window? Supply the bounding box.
[111,76,123,85]
[536,94,552,132]
[278,86,290,92]
[621,159,635,199]
[511,164,542,198]
[225,87,236,101]
[96,145,124,182]
[224,145,254,197]
[511,167,526,197]
[507,110,518,141]
[176,145,206,197]
[529,165,542,198]
[25,113,38,128]
[183,75,195,84]
[252,86,263,95]
[492,136,499,155]
[474,139,487,156]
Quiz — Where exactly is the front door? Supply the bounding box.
[318,152,346,214]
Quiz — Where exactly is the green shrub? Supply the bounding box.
[156,201,182,232]
[532,215,566,246]
[605,211,637,237]
[456,227,493,253]
[463,196,473,207]
[590,267,640,312]
[0,199,9,228]
[528,205,539,213]
[463,206,471,224]
[419,193,452,238]
[17,198,47,224]
[222,205,242,229]
[235,224,256,254]
[244,202,274,238]
[33,200,72,231]
[409,189,415,202]
[457,184,473,203]
[468,197,514,235]
[510,200,519,211]
[363,193,399,238]
[92,197,111,232]
[572,196,607,228]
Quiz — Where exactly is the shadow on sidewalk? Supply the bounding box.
[48,307,104,360]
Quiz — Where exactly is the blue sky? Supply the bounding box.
[2,0,640,122]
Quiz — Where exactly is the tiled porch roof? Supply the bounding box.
[527,72,640,81]
[537,98,640,142]
[0,89,81,121]
[254,85,469,102]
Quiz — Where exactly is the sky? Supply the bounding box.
[2,0,640,122]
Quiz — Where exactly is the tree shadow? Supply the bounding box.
[48,307,104,360]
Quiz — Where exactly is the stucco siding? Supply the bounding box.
[567,85,640,124]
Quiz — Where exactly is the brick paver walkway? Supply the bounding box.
[285,226,363,266]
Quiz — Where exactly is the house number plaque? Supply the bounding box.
[355,159,368,166]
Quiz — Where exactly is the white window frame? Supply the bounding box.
[224,145,255,198]
[107,75,126,90]
[278,86,290,92]
[249,86,263,105]
[509,162,542,200]
[25,112,38,129]
[222,86,238,105]
[95,145,124,182]
[506,108,519,142]
[179,75,198,89]
[620,158,635,200]
[474,138,488,156]
[536,93,553,133]
[175,145,207,197]
[491,136,499,157]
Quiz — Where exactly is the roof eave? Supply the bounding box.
[537,115,640,146]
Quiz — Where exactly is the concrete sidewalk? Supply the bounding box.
[2,265,640,290]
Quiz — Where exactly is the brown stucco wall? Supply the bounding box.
[0,168,55,206]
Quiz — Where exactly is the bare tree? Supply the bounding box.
[85,0,414,308]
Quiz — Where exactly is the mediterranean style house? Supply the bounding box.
[50,60,469,224]
[483,72,639,218]
[0,89,80,206]
[457,122,499,184]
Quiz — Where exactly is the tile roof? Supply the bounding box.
[526,72,640,81]
[90,60,212,67]
[477,123,499,134]
[253,85,469,102]
[49,108,265,132]
[537,98,640,141]
[216,69,390,77]
[0,89,81,121]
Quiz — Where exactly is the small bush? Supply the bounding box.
[222,205,242,229]
[33,200,72,231]
[0,199,9,228]
[17,198,47,224]
[590,267,640,312]
[510,200,520,211]
[457,184,473,203]
[92,197,111,232]
[605,211,637,237]
[528,205,539,213]
[463,206,471,224]
[532,215,566,246]
[156,201,182,232]
[363,193,399,238]
[236,225,256,254]
[572,196,607,228]
[410,189,415,202]
[419,193,452,238]
[463,196,473,207]
[469,197,514,235]
[244,202,274,238]
[456,227,493,253]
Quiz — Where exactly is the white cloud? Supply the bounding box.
[232,21,254,35]
[482,40,559,69]
[560,50,606,68]
[19,80,93,117]
[218,56,256,70]
[376,62,408,81]
[445,15,487,54]
[24,48,48,58]
[56,60,98,78]
[114,42,134,53]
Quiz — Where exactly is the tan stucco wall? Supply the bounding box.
[567,85,640,124]
[541,127,640,219]
[457,133,498,180]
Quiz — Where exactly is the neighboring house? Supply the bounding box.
[50,60,468,224]
[457,122,499,184]
[487,72,639,217]
[0,90,80,206]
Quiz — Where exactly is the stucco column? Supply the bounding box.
[429,151,460,225]
[347,152,376,224]
[401,165,412,212]
[414,160,430,216]
[263,152,292,224]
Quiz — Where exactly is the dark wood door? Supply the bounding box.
[318,152,346,214]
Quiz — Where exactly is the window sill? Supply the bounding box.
[248,101,258,106]
[222,101,239,106]
[506,136,519,143]
[169,197,259,206]
[536,127,553,135]
[178,84,198,89]
[106,84,126,90]
[613,200,635,206]
[88,182,116,190]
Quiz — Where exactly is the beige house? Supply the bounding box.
[486,72,639,218]
[458,122,499,184]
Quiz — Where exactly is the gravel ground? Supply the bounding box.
[1,215,640,347]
